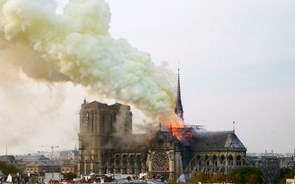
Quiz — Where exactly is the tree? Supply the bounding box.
[168,178,177,184]
[230,167,263,184]
[188,167,263,183]
[188,172,209,184]
[0,161,19,176]
[208,174,226,183]
[247,174,260,184]
[63,172,77,180]
[275,168,295,184]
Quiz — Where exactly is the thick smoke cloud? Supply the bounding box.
[0,0,176,117]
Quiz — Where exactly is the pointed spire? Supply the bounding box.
[175,67,184,120]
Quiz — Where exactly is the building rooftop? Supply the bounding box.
[189,130,246,152]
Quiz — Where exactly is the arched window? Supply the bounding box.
[220,155,225,162]
[236,155,241,166]
[136,155,141,164]
[228,155,233,166]
[213,155,217,167]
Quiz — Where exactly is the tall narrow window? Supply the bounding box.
[100,111,104,134]
[86,112,89,125]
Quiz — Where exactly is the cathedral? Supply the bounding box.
[77,72,247,180]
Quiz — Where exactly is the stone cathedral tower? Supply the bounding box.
[77,100,133,176]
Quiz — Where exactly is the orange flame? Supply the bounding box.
[160,109,185,140]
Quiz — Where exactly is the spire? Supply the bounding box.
[175,67,184,120]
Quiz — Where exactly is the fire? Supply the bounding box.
[168,117,184,129]
[160,110,185,140]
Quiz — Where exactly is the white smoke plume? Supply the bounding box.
[0,0,176,118]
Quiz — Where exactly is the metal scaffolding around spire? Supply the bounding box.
[175,67,184,120]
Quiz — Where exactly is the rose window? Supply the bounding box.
[151,151,169,171]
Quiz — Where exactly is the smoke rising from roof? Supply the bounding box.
[0,0,177,154]
[0,0,175,116]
